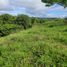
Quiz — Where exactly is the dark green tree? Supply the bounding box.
[42,0,67,7]
[15,14,32,29]
[64,17,67,24]
[0,14,15,24]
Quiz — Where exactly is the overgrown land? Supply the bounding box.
[0,14,67,67]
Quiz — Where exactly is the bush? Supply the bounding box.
[0,24,22,37]
[15,14,32,29]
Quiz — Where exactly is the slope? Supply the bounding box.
[0,20,67,67]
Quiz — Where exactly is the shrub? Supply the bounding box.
[0,24,22,37]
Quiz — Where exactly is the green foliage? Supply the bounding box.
[15,14,32,29]
[0,14,48,37]
[0,14,15,24]
[0,18,67,67]
[0,24,22,37]
[64,18,67,24]
[42,0,67,7]
[0,14,67,66]
[0,14,67,37]
[0,14,32,37]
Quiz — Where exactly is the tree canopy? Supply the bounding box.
[42,0,67,7]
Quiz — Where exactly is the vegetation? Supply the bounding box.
[0,14,50,37]
[0,14,67,67]
[42,0,67,7]
[0,14,31,37]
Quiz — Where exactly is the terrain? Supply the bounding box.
[0,18,67,67]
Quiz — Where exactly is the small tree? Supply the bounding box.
[0,14,15,24]
[15,14,32,29]
[64,17,67,24]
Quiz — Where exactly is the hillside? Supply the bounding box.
[0,20,67,67]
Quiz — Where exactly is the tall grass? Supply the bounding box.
[0,20,67,67]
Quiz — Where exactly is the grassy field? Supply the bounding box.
[0,20,67,67]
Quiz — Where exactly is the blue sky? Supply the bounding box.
[0,0,67,18]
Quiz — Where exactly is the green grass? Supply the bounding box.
[0,21,67,67]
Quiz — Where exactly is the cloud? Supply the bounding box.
[0,0,14,10]
[0,0,67,18]
[12,0,45,9]
[0,0,9,7]
[0,0,9,10]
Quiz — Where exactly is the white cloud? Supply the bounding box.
[11,0,46,11]
[0,0,9,6]
[0,0,14,10]
[0,0,9,10]
[0,0,67,18]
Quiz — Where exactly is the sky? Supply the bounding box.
[0,0,67,18]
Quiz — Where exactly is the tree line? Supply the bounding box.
[0,14,46,37]
[0,14,67,37]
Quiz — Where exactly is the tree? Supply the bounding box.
[64,17,67,24]
[15,14,32,29]
[0,14,15,24]
[42,0,67,7]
